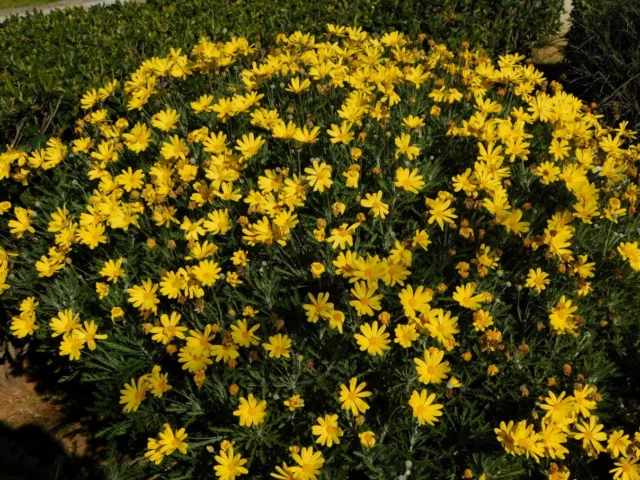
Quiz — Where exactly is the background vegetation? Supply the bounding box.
[564,0,640,130]
[0,0,565,149]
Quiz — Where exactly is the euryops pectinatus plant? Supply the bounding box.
[2,26,640,479]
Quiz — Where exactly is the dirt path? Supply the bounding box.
[0,361,90,456]
[0,0,145,22]
[532,0,574,64]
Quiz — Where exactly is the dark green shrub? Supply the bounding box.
[565,0,640,129]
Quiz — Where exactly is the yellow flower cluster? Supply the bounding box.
[496,387,640,480]
[47,309,108,360]
[618,241,640,271]
[2,24,639,479]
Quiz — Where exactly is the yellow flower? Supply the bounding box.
[59,331,86,361]
[408,389,443,425]
[100,257,126,284]
[303,292,333,323]
[394,323,419,348]
[574,416,607,453]
[285,77,311,94]
[326,222,360,250]
[119,376,147,412]
[395,167,424,194]
[151,312,187,345]
[262,334,291,359]
[115,167,145,191]
[359,430,376,448]
[412,229,431,250]
[49,309,80,337]
[235,133,265,160]
[360,191,389,219]
[394,133,420,160]
[426,196,457,229]
[402,114,425,129]
[77,320,108,350]
[8,207,35,238]
[284,394,304,411]
[339,377,372,416]
[110,307,124,322]
[327,121,354,144]
[151,108,180,131]
[289,447,324,480]
[304,160,333,192]
[233,393,267,427]
[127,279,160,313]
[354,321,390,356]
[10,311,38,339]
[452,283,484,310]
[312,414,343,447]
[398,285,433,318]
[349,281,383,317]
[145,365,172,398]
[414,348,450,385]
[230,319,260,347]
[525,268,550,293]
[214,446,249,480]
[310,262,325,278]
[610,457,640,480]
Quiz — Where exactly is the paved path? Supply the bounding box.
[532,0,574,64]
[0,0,145,22]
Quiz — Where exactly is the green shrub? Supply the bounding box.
[0,0,565,150]
[2,26,640,479]
[565,0,640,129]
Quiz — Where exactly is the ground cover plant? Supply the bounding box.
[2,25,640,479]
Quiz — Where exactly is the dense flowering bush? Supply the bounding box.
[1,26,640,479]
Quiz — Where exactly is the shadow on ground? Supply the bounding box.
[0,343,108,480]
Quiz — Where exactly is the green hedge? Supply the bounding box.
[564,0,640,129]
[0,0,564,150]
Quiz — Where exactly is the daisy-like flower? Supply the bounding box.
[49,309,80,337]
[339,377,372,416]
[230,319,260,348]
[395,167,424,194]
[408,389,443,426]
[394,323,419,348]
[394,133,420,160]
[127,279,160,313]
[262,334,291,359]
[235,133,265,159]
[326,223,360,250]
[426,196,457,229]
[304,160,333,192]
[119,377,147,412]
[525,268,550,293]
[354,321,390,356]
[151,108,180,131]
[360,191,389,219]
[349,281,383,316]
[610,456,640,480]
[214,446,249,480]
[156,424,188,456]
[303,292,333,322]
[99,257,126,283]
[233,394,267,427]
[574,416,607,453]
[452,283,484,310]
[289,447,325,480]
[414,348,451,385]
[311,414,343,447]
